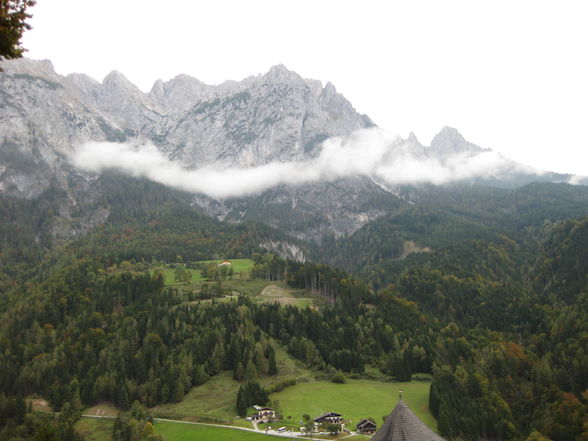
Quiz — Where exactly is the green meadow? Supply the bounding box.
[155,258,255,286]
[270,379,436,431]
[76,418,113,441]
[150,342,312,422]
[154,421,306,441]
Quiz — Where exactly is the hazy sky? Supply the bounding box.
[22,0,588,175]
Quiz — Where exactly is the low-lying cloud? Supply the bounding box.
[71,128,520,199]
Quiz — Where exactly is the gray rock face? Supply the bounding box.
[0,58,376,239]
[0,58,581,241]
[195,176,400,242]
[429,126,486,155]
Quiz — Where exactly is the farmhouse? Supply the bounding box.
[219,260,232,266]
[356,418,377,434]
[314,412,343,424]
[371,400,446,441]
[251,407,276,422]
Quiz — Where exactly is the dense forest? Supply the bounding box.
[1,179,588,441]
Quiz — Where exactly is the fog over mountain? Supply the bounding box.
[0,58,586,240]
[71,128,534,199]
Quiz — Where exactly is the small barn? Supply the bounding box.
[357,418,377,434]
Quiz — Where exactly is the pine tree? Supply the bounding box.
[234,361,245,381]
[245,360,258,380]
[268,346,278,375]
[236,386,248,417]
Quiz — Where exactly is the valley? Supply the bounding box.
[1,58,588,441]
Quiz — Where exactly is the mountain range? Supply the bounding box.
[0,58,587,246]
[3,58,588,441]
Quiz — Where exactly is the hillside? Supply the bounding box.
[2,59,588,441]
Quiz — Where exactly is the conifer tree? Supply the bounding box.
[268,346,278,375]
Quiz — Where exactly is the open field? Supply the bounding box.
[28,398,53,413]
[150,258,323,309]
[197,258,255,274]
[76,418,293,441]
[150,342,312,422]
[269,379,436,431]
[150,344,435,433]
[84,404,120,417]
[222,281,317,308]
[154,421,306,441]
[76,418,113,441]
[154,258,255,286]
[159,267,205,284]
[151,372,241,422]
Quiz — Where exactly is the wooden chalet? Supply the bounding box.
[314,412,343,424]
[356,418,377,434]
[252,407,276,422]
[371,400,446,441]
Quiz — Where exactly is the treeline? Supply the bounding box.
[2,178,588,441]
[428,295,588,441]
[0,255,435,412]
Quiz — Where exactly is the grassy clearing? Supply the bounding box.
[76,418,113,441]
[150,258,323,310]
[154,258,255,287]
[269,379,436,431]
[159,267,205,284]
[150,343,312,422]
[150,371,241,422]
[27,398,53,413]
[84,404,120,417]
[200,259,254,274]
[154,421,294,441]
[222,281,317,308]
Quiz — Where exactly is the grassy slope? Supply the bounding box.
[76,418,113,441]
[154,421,299,441]
[150,342,312,422]
[155,258,255,286]
[223,281,317,308]
[270,379,436,431]
[151,344,435,432]
[75,418,285,441]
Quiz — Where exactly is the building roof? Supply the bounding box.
[371,401,446,441]
[314,411,342,421]
[357,419,377,429]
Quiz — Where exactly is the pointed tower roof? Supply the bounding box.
[371,400,446,441]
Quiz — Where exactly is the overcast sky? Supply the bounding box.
[22,0,588,176]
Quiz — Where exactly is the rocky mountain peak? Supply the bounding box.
[66,72,100,89]
[407,131,420,144]
[102,70,141,93]
[149,74,211,113]
[0,58,62,85]
[406,132,426,157]
[264,64,303,82]
[429,126,485,156]
[323,81,338,95]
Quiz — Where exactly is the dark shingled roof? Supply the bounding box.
[314,411,342,421]
[371,401,446,441]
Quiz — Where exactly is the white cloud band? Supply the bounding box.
[70,128,520,199]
